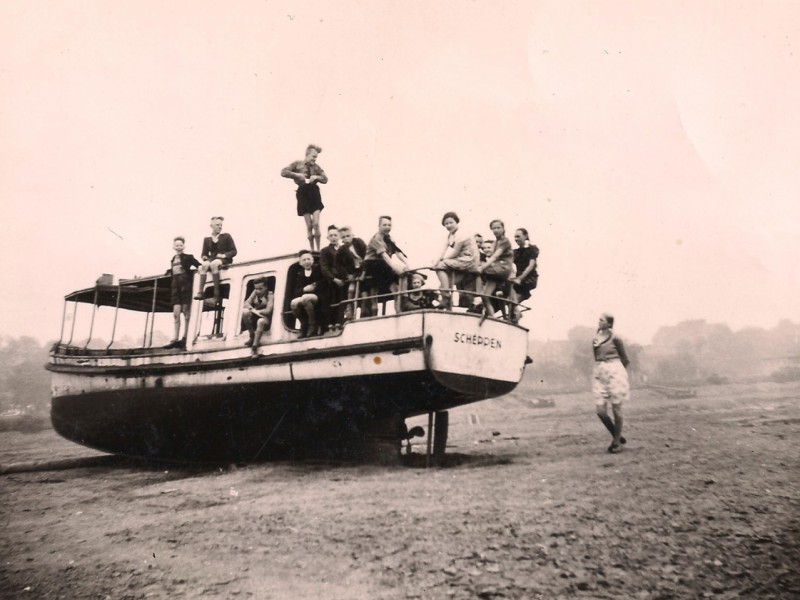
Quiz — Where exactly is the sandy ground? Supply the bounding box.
[1,381,799,599]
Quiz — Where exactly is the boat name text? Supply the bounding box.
[453,332,502,349]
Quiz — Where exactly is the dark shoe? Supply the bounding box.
[163,339,180,349]
[193,293,204,301]
[608,444,623,454]
[177,338,186,350]
[244,338,254,347]
[250,345,259,355]
[620,436,627,445]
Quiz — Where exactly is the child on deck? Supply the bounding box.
[242,277,274,352]
[335,225,367,322]
[399,272,438,312]
[165,236,200,349]
[290,250,323,338]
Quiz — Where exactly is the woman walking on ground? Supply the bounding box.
[509,228,539,323]
[592,313,630,453]
[432,212,479,310]
[281,144,328,252]
[472,219,513,318]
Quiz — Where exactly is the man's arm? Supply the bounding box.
[242,291,255,311]
[219,234,237,260]
[281,161,306,183]
[260,292,275,318]
[311,166,328,184]
[382,251,407,275]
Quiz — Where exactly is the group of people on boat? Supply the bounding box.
[163,144,540,351]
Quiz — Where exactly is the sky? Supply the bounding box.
[1,0,799,345]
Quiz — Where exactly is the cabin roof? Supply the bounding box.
[63,253,302,312]
[65,276,174,312]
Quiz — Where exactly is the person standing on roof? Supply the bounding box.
[281,144,328,252]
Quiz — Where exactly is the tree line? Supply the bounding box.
[1,319,798,416]
[527,319,800,392]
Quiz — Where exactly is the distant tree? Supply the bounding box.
[654,351,699,383]
[0,336,51,414]
[567,326,595,383]
[771,319,800,355]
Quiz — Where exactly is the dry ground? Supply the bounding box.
[1,381,799,599]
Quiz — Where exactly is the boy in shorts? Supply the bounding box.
[242,277,274,352]
[165,236,200,349]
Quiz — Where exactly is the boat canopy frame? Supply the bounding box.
[64,274,174,313]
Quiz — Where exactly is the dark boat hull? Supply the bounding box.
[49,311,529,462]
[51,370,516,462]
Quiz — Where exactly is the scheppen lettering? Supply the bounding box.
[453,332,502,349]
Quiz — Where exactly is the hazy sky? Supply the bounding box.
[2,1,798,345]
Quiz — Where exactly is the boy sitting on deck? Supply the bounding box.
[242,277,274,353]
[290,250,323,338]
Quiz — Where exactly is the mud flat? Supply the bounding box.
[1,381,799,599]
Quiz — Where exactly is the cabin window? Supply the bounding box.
[238,275,276,336]
[196,283,231,339]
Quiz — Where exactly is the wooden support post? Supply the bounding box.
[433,411,449,464]
[426,411,434,469]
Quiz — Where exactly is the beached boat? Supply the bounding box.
[47,253,532,462]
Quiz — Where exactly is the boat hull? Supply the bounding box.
[49,311,529,462]
[51,370,515,462]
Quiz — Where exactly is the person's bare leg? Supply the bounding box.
[172,305,181,341]
[311,211,321,252]
[304,300,317,336]
[303,214,314,250]
[481,280,497,316]
[436,270,452,310]
[181,305,191,341]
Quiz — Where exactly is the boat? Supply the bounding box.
[47,253,532,462]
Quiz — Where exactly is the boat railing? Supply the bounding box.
[52,263,532,358]
[327,266,531,323]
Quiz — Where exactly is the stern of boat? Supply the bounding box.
[421,311,529,400]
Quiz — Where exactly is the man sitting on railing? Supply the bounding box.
[362,216,409,316]
[432,212,480,310]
